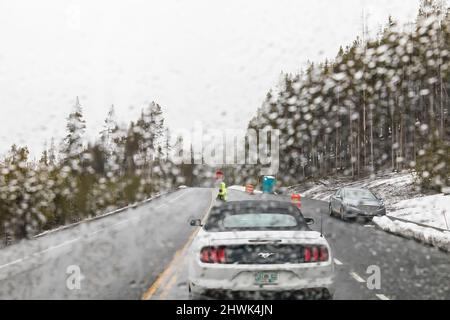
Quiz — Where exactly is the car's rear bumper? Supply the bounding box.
[190,286,333,300]
[190,276,335,292]
[189,264,335,299]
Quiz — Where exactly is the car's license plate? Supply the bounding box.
[255,272,278,285]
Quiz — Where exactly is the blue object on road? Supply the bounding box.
[262,176,276,194]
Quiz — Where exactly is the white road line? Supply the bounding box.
[0,189,193,271]
[34,238,80,255]
[350,272,366,283]
[155,191,189,208]
[91,193,188,234]
[376,294,390,300]
[334,258,343,265]
[364,225,375,228]
[0,258,25,270]
[112,220,132,227]
[167,190,190,204]
[0,237,81,270]
[89,216,139,236]
[0,216,139,270]
[90,229,103,235]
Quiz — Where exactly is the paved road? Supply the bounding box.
[145,189,450,300]
[0,188,214,299]
[1,187,449,300]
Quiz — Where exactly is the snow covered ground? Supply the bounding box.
[372,216,450,252]
[287,171,450,251]
[387,194,450,230]
[372,193,450,252]
[287,171,420,207]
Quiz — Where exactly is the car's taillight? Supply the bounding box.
[304,247,311,262]
[320,246,329,262]
[312,246,319,261]
[200,247,210,263]
[200,247,226,264]
[217,247,226,263]
[304,246,329,263]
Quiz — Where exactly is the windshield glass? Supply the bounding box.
[204,203,310,232]
[0,0,449,303]
[222,213,298,229]
[345,189,377,200]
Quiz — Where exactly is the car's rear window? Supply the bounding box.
[204,205,309,232]
[222,213,298,229]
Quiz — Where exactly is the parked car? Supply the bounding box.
[329,187,386,221]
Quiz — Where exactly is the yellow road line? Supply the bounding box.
[142,271,165,300]
[142,189,215,300]
[159,273,178,300]
[142,250,180,300]
[142,230,194,300]
[156,225,203,299]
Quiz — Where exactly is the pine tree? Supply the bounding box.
[48,138,57,166]
[100,105,119,156]
[39,149,49,166]
[61,97,86,166]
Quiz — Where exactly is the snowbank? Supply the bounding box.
[389,194,450,230]
[288,171,419,206]
[373,216,450,252]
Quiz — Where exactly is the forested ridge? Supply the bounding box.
[236,0,449,191]
[0,99,202,243]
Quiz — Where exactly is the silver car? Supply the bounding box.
[188,200,335,300]
[329,187,386,221]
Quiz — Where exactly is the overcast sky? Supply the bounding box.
[0,0,421,157]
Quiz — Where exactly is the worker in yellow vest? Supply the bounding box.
[217,182,228,201]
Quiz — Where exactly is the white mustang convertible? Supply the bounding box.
[188,200,335,300]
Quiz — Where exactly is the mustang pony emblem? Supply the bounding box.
[258,252,275,259]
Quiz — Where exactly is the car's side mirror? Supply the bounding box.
[190,219,203,227]
[305,218,315,225]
